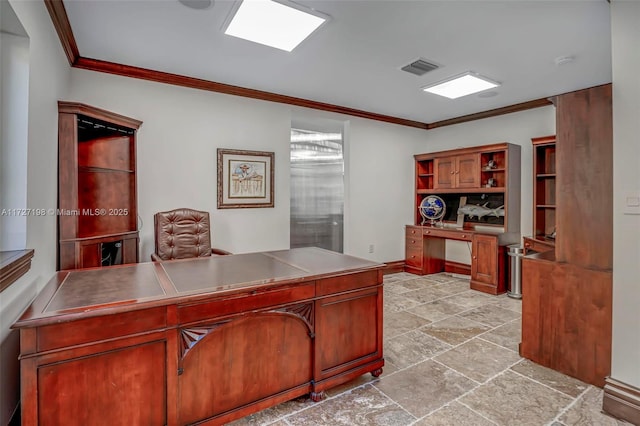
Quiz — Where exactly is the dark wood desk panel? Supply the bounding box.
[13,247,385,426]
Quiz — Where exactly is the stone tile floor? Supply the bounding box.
[229,272,630,426]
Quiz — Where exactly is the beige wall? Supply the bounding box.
[611,0,640,389]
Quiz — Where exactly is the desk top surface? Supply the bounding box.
[14,247,383,328]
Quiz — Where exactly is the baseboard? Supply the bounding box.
[383,261,405,275]
[444,260,471,276]
[603,376,640,425]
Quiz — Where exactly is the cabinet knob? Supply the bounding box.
[524,242,531,248]
[411,240,415,244]
[455,170,460,174]
[473,255,477,260]
[425,230,430,234]
[462,234,466,238]
[450,171,455,174]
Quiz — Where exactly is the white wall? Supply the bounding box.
[68,69,428,262]
[0,0,71,423]
[611,1,640,389]
[419,107,556,263]
[0,32,29,251]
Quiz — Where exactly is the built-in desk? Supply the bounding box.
[405,225,518,295]
[13,247,385,426]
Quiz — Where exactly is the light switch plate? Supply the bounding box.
[623,191,640,215]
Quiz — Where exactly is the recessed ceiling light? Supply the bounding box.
[422,72,500,99]
[179,0,213,10]
[224,0,328,52]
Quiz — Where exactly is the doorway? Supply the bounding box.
[290,128,344,253]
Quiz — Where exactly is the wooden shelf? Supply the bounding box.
[58,101,141,270]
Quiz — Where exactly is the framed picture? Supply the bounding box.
[217,148,274,209]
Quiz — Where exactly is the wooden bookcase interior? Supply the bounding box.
[58,102,142,270]
[532,135,556,243]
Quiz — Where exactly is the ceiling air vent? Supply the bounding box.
[401,59,439,76]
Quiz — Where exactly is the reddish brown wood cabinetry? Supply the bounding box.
[57,102,141,270]
[470,234,506,295]
[433,153,480,189]
[414,143,520,233]
[14,248,385,426]
[530,135,557,249]
[521,84,612,387]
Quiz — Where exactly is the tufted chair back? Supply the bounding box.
[153,208,213,261]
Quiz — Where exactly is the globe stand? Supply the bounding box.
[419,195,446,227]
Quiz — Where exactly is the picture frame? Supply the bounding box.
[217,148,274,209]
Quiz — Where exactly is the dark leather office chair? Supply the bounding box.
[151,208,231,261]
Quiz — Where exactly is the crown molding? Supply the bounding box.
[43,0,79,65]
[44,0,549,130]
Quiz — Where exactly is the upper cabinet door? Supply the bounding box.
[455,153,480,188]
[433,157,455,189]
[433,154,480,189]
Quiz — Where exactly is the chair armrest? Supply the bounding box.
[212,248,232,256]
[151,253,162,261]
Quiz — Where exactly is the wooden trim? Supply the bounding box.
[74,57,429,130]
[382,261,405,275]
[427,98,553,129]
[43,0,79,66]
[603,377,640,425]
[444,260,471,276]
[0,249,35,292]
[58,101,142,130]
[531,134,556,146]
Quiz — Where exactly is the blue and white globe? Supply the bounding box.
[420,195,446,225]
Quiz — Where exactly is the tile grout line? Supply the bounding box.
[547,385,593,425]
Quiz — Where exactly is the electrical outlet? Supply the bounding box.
[368,244,375,253]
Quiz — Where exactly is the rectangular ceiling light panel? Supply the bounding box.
[225,0,327,52]
[422,72,500,99]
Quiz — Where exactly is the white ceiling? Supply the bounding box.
[63,0,613,124]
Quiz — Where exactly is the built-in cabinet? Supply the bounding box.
[471,233,506,294]
[57,102,142,270]
[433,153,480,189]
[414,143,521,233]
[521,84,612,387]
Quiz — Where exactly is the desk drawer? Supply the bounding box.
[405,246,423,268]
[423,228,472,241]
[316,270,380,297]
[178,282,315,325]
[405,226,422,238]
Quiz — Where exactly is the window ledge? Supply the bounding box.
[0,249,35,293]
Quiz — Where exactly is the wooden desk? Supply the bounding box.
[405,225,517,295]
[13,248,385,426]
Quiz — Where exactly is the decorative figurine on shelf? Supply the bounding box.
[419,195,446,226]
[485,178,496,188]
[484,159,497,170]
[457,203,504,219]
